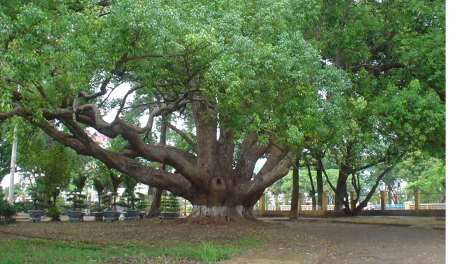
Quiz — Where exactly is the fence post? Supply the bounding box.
[380,191,386,211]
[322,193,327,217]
[414,189,420,216]
[259,194,266,217]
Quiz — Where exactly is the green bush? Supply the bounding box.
[1,202,17,219]
[0,187,16,219]
[45,206,61,220]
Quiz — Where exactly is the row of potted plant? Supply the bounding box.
[4,171,182,223]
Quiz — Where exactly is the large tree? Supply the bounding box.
[298,0,445,214]
[0,0,345,223]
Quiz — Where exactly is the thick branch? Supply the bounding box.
[236,154,292,198]
[234,133,271,184]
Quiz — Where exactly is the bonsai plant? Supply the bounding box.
[91,177,106,221]
[26,183,46,222]
[102,171,123,222]
[135,192,149,219]
[66,174,88,222]
[160,190,180,219]
[120,175,141,221]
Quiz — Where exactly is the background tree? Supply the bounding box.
[294,0,445,214]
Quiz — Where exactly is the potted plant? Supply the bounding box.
[91,177,106,221]
[66,174,88,222]
[160,190,180,220]
[102,171,123,222]
[136,192,149,219]
[26,185,46,222]
[66,190,87,222]
[120,175,142,221]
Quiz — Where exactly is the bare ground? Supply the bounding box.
[0,215,445,263]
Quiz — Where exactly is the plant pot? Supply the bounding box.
[103,211,120,222]
[67,211,82,223]
[28,210,44,222]
[92,212,103,221]
[161,212,180,220]
[124,210,140,221]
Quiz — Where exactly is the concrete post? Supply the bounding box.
[380,191,386,211]
[322,193,327,217]
[414,189,420,216]
[259,194,266,217]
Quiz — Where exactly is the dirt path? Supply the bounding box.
[223,217,445,264]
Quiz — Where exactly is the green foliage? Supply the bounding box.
[66,191,87,211]
[160,190,180,213]
[0,187,17,219]
[45,205,61,220]
[26,185,46,210]
[394,155,445,195]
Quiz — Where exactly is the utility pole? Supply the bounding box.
[8,125,18,204]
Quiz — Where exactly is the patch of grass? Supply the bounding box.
[163,237,266,262]
[0,235,143,264]
[0,234,266,264]
[165,241,240,262]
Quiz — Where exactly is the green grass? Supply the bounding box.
[0,234,265,264]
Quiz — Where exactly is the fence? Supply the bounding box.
[257,189,445,217]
